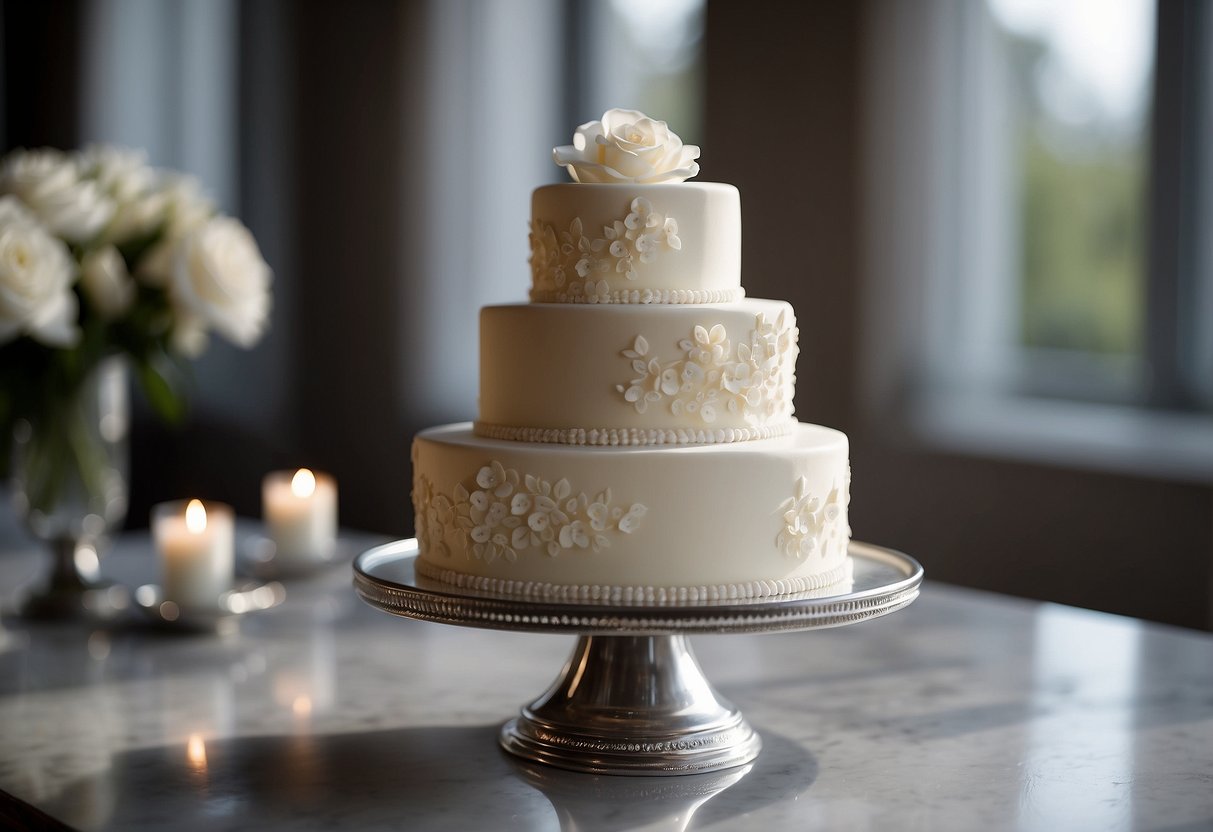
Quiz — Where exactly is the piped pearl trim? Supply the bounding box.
[415,556,854,606]
[529,287,745,305]
[473,420,796,446]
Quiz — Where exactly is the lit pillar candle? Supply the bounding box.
[262,469,338,566]
[153,499,235,609]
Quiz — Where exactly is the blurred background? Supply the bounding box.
[2,0,1210,628]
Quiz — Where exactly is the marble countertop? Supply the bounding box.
[1,525,1211,831]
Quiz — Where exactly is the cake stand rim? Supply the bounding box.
[352,539,923,635]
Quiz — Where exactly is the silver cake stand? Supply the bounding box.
[353,539,922,776]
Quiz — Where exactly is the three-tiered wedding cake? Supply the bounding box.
[411,110,851,604]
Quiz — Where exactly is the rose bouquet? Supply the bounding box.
[0,145,271,539]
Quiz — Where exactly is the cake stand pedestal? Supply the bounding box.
[353,540,922,776]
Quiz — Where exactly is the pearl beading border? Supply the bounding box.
[472,420,796,446]
[528,287,745,305]
[414,556,854,606]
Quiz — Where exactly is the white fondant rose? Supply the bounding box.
[0,149,117,243]
[80,245,136,320]
[553,108,700,184]
[169,216,271,349]
[0,197,79,347]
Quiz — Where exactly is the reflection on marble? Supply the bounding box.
[510,727,816,832]
[1018,607,1141,830]
[1,523,1212,831]
[513,759,753,832]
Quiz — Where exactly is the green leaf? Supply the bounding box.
[116,223,167,267]
[136,355,187,425]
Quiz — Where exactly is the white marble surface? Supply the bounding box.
[1,523,1212,831]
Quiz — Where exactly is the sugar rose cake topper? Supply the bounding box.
[553,108,701,184]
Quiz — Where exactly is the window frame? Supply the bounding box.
[1146,0,1213,410]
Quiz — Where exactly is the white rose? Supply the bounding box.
[170,313,209,357]
[0,195,36,227]
[160,176,214,234]
[79,145,155,203]
[169,216,271,349]
[553,108,701,184]
[0,148,115,243]
[135,175,213,287]
[0,196,79,347]
[0,149,75,205]
[80,245,136,320]
[104,190,168,246]
[79,146,169,245]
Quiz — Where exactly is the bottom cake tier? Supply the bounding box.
[411,422,852,603]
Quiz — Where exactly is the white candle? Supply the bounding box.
[262,469,338,566]
[153,499,235,609]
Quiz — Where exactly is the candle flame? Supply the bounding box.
[291,468,317,498]
[187,733,208,769]
[185,499,207,533]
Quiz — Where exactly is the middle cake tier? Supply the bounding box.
[476,298,798,446]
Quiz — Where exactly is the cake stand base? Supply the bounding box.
[353,540,922,776]
[500,634,760,775]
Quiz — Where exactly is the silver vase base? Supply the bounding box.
[16,537,130,622]
[17,579,130,622]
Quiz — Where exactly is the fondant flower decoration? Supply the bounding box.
[553,108,701,184]
[616,313,798,424]
[422,467,648,566]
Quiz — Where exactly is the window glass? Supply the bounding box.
[582,0,704,140]
[988,0,1155,357]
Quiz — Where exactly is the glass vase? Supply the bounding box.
[11,356,130,619]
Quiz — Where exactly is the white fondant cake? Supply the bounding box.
[413,424,850,601]
[411,109,852,602]
[476,298,797,445]
[529,183,742,304]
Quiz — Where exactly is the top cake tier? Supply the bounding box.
[529,182,742,304]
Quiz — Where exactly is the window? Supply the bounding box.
[862,0,1212,481]
[570,0,704,140]
[990,0,1153,400]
